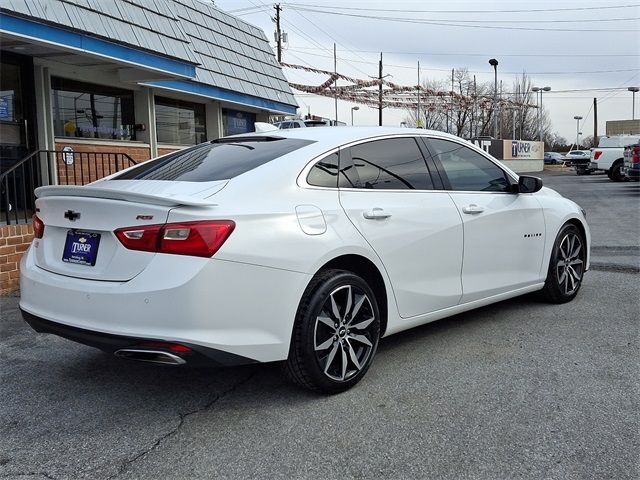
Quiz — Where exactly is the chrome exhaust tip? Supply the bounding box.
[114,349,186,366]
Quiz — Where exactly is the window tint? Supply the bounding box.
[428,139,511,192]
[113,138,314,182]
[346,138,433,190]
[307,152,339,187]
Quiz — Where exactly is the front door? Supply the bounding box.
[425,137,546,303]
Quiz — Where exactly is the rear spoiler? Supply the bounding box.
[35,185,218,207]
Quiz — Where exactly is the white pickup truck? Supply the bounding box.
[587,135,640,181]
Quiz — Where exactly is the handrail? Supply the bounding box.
[0,149,45,181]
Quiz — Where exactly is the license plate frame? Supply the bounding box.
[62,230,101,267]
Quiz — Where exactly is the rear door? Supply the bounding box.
[338,136,463,318]
[425,137,546,303]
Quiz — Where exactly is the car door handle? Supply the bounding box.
[363,208,392,220]
[461,204,484,215]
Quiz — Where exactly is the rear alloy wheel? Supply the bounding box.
[285,269,380,394]
[540,224,586,303]
[609,162,624,182]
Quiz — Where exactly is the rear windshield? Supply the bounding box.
[112,137,314,182]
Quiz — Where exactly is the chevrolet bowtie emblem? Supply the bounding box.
[64,210,80,221]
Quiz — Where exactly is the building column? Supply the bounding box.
[33,64,56,184]
[134,87,157,158]
[206,101,222,140]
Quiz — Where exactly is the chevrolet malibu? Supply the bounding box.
[20,128,590,393]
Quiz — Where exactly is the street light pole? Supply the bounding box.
[489,59,498,138]
[574,115,583,148]
[350,106,359,126]
[628,87,639,120]
[532,86,551,141]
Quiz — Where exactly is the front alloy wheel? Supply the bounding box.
[541,224,586,303]
[286,269,380,393]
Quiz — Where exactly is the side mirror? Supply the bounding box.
[517,175,543,193]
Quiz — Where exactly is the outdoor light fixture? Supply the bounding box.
[532,86,551,141]
[573,116,583,147]
[350,106,360,126]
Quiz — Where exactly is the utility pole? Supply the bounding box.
[417,61,420,128]
[274,4,282,63]
[451,68,455,135]
[593,97,598,145]
[378,52,383,126]
[471,74,476,138]
[333,43,338,124]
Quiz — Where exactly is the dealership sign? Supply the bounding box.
[469,138,543,160]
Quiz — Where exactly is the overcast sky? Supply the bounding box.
[214,0,640,143]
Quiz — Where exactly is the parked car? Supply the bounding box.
[622,143,640,181]
[544,152,564,164]
[588,135,640,181]
[563,150,593,174]
[20,127,590,393]
[274,119,344,129]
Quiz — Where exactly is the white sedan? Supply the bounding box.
[20,127,590,393]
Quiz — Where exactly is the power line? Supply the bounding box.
[286,6,640,32]
[285,49,640,75]
[284,3,640,14]
[287,46,640,58]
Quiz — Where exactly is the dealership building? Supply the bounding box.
[0,0,297,293]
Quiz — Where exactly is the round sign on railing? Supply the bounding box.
[62,146,74,165]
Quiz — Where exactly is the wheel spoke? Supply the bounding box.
[340,344,348,380]
[566,271,575,293]
[558,269,567,286]
[568,266,581,283]
[569,258,583,267]
[317,316,335,329]
[330,294,341,320]
[349,333,372,347]
[570,240,582,260]
[557,260,567,267]
[324,343,339,374]
[344,285,352,319]
[346,340,361,370]
[350,295,366,320]
[350,317,375,330]
[315,336,334,351]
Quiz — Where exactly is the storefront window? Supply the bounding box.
[222,108,256,136]
[155,96,206,145]
[51,77,135,140]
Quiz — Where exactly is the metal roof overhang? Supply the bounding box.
[0,13,197,80]
[145,79,297,115]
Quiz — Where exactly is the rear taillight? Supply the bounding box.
[593,151,603,160]
[32,214,45,239]
[114,220,235,258]
[632,146,640,164]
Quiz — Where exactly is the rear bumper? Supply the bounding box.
[21,310,255,366]
[622,165,640,179]
[20,249,311,363]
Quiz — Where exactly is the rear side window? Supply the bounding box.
[113,138,314,182]
[428,138,511,192]
[346,138,433,190]
[307,152,339,187]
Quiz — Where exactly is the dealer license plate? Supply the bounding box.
[62,230,101,266]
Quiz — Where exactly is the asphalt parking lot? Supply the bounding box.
[0,168,638,480]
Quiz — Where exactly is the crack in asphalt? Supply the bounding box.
[104,369,258,480]
[590,263,640,274]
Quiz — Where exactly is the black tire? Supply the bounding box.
[540,224,586,304]
[285,269,381,394]
[576,166,585,175]
[610,161,624,182]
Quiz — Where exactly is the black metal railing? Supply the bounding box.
[1,149,137,225]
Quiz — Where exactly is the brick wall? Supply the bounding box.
[55,142,151,185]
[157,146,186,157]
[0,224,33,295]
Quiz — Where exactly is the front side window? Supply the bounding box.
[51,77,135,140]
[155,96,206,145]
[113,137,315,182]
[428,138,511,192]
[345,138,433,190]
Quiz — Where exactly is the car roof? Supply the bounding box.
[232,126,465,147]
